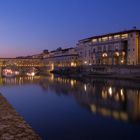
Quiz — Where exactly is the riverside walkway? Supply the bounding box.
[0,93,41,140]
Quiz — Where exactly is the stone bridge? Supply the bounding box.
[0,58,47,76]
[0,58,45,67]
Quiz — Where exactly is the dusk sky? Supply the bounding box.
[0,0,140,57]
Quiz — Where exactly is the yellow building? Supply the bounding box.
[44,48,78,70]
[76,29,140,65]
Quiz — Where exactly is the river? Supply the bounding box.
[0,75,140,140]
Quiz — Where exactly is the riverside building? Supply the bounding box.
[43,47,78,70]
[76,29,140,65]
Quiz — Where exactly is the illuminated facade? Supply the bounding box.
[44,48,78,70]
[76,29,140,65]
[0,58,44,67]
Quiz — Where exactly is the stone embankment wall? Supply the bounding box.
[0,93,41,140]
[82,65,140,75]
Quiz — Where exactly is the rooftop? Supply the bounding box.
[79,29,140,43]
[50,47,74,53]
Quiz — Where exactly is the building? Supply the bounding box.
[44,47,78,70]
[31,53,44,59]
[76,29,140,65]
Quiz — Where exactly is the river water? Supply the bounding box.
[0,75,140,140]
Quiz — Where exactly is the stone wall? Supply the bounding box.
[0,93,41,140]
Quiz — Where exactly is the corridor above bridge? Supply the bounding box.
[0,58,45,67]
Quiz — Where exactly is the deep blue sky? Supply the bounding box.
[0,0,140,57]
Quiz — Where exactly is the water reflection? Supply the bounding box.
[0,76,42,86]
[40,75,140,123]
[1,75,140,123]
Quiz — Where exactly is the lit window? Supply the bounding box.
[122,51,125,56]
[98,38,102,42]
[92,39,97,43]
[121,34,128,39]
[114,35,120,39]
[71,62,76,67]
[102,53,108,57]
[108,87,112,96]
[115,52,119,56]
[102,37,108,42]
[84,61,88,64]
[109,36,112,40]
[121,59,124,64]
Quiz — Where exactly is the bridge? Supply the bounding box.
[0,58,45,67]
[0,58,47,77]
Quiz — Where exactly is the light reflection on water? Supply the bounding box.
[0,75,140,140]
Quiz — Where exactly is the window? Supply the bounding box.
[109,36,112,40]
[102,53,108,57]
[98,38,102,42]
[93,48,95,53]
[114,44,119,50]
[103,46,106,51]
[102,37,108,42]
[85,51,87,57]
[98,46,102,51]
[115,52,119,57]
[108,45,112,51]
[121,34,128,39]
[89,50,91,56]
[92,39,97,43]
[114,34,120,39]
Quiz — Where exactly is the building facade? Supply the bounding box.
[76,29,140,65]
[44,47,78,70]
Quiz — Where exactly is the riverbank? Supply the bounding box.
[0,93,41,140]
[50,65,140,81]
[52,72,140,82]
